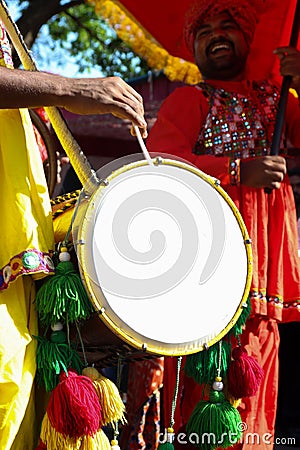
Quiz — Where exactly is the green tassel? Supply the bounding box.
[158,428,175,449]
[186,390,242,450]
[230,297,251,337]
[35,259,94,326]
[184,340,231,385]
[158,444,174,450]
[35,328,83,392]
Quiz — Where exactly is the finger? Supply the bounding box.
[130,124,148,139]
[271,181,281,190]
[274,47,299,56]
[112,76,144,105]
[112,102,147,129]
[119,90,145,117]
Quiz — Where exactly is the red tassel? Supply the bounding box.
[227,346,264,399]
[47,369,102,438]
[35,439,47,449]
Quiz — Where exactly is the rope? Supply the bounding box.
[170,356,182,429]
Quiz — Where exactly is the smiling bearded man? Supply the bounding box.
[146,0,300,449]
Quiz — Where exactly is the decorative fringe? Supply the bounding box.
[230,298,251,337]
[35,325,83,392]
[35,248,94,326]
[82,366,126,425]
[39,413,111,450]
[186,390,242,450]
[158,427,175,449]
[184,340,231,385]
[46,369,102,438]
[227,346,264,399]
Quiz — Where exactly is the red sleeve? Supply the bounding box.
[147,85,232,185]
[286,91,300,149]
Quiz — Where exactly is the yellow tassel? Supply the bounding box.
[110,438,121,449]
[82,367,126,425]
[40,412,111,449]
[80,429,111,450]
[40,413,80,449]
[228,395,242,408]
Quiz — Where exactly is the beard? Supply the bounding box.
[199,52,248,80]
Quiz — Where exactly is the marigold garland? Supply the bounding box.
[86,0,202,85]
[87,0,298,99]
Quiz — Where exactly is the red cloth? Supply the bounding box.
[120,358,164,449]
[147,80,300,323]
[146,79,300,449]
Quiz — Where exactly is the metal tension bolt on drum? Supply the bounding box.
[72,155,252,362]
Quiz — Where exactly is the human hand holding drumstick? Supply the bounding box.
[0,67,148,139]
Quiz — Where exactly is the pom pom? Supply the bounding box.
[35,328,83,392]
[35,252,94,326]
[82,366,126,425]
[187,390,242,450]
[227,346,264,399]
[46,369,102,438]
[184,340,231,385]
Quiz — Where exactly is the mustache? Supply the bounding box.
[206,38,234,56]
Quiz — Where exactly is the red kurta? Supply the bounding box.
[147,79,300,323]
[146,79,300,449]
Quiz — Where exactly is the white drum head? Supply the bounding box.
[73,156,252,356]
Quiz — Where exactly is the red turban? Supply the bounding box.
[184,0,266,54]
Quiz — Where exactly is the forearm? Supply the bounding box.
[0,67,147,134]
[0,66,67,109]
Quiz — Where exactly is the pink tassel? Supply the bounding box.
[227,346,264,399]
[47,369,102,438]
[35,439,47,449]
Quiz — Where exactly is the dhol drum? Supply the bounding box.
[71,155,252,367]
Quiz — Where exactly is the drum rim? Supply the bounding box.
[75,157,253,356]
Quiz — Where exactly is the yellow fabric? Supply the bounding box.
[0,108,54,278]
[53,206,75,243]
[0,109,55,449]
[0,277,38,450]
[0,18,54,450]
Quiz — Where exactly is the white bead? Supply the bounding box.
[51,322,63,331]
[59,251,71,262]
[212,381,224,391]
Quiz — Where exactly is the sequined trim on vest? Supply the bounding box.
[193,80,286,159]
[0,249,55,291]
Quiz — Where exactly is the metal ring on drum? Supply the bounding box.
[72,154,252,358]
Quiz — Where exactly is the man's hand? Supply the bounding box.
[274,46,300,93]
[240,156,287,189]
[0,68,148,139]
[63,76,148,138]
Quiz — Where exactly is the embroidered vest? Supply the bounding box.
[193,81,286,159]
